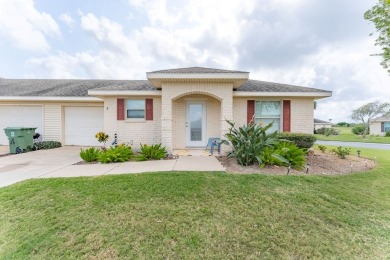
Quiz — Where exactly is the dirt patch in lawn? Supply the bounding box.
[218,150,376,175]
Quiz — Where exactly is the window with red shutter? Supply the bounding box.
[247,100,255,124]
[283,100,291,132]
[117,99,124,120]
[145,98,153,120]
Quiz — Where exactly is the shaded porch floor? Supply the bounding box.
[173,149,218,157]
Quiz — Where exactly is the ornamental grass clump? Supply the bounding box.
[98,144,134,163]
[260,142,306,170]
[80,147,101,162]
[136,143,167,161]
[221,120,282,166]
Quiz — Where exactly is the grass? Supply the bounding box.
[315,126,390,143]
[1,148,390,259]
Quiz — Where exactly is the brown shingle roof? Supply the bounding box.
[0,78,156,97]
[236,80,331,93]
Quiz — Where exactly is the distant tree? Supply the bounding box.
[336,122,351,127]
[350,101,390,138]
[364,0,390,74]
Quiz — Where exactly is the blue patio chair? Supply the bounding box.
[206,137,221,155]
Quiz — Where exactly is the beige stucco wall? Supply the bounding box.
[0,101,103,144]
[232,97,315,134]
[172,94,221,149]
[103,96,162,149]
[370,121,383,136]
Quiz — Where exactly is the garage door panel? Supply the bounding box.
[0,106,43,145]
[64,107,104,146]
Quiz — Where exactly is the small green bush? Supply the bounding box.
[332,146,351,159]
[80,147,101,162]
[385,131,390,137]
[137,143,167,161]
[277,133,316,149]
[34,141,62,150]
[318,145,327,153]
[98,145,134,163]
[315,127,340,136]
[351,125,369,135]
[260,142,306,170]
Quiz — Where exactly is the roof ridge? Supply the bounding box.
[148,66,249,74]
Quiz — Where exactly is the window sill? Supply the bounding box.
[125,119,146,123]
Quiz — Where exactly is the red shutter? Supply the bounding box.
[381,122,384,132]
[283,100,291,132]
[117,99,124,120]
[145,98,153,120]
[247,100,255,124]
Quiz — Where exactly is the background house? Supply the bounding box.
[370,116,390,135]
[314,118,333,130]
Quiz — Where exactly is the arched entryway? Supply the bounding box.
[171,93,221,149]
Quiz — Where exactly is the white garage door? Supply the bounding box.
[0,106,43,145]
[64,107,104,146]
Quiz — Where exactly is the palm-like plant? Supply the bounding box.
[221,120,286,166]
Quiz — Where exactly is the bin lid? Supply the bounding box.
[4,127,37,130]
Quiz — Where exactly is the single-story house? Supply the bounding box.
[314,118,332,130]
[0,67,332,152]
[370,116,390,136]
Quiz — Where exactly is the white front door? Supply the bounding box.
[186,101,206,147]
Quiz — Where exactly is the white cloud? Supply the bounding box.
[18,0,389,123]
[28,13,152,79]
[0,0,60,52]
[59,13,75,27]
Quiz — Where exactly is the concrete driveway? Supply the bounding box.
[0,146,225,188]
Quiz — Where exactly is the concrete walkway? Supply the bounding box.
[0,146,225,188]
[316,140,390,150]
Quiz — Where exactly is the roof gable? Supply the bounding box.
[148,67,248,74]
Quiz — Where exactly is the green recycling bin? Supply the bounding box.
[4,127,37,154]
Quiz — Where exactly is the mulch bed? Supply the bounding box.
[218,150,376,175]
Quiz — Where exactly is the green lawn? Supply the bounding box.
[1,148,390,259]
[315,127,390,143]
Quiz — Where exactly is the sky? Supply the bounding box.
[0,0,389,123]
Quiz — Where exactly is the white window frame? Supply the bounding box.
[125,99,146,120]
[254,100,282,132]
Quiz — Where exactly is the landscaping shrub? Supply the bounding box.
[277,133,316,149]
[351,124,369,135]
[34,141,62,150]
[98,145,134,163]
[221,121,279,166]
[260,142,306,169]
[385,131,390,137]
[95,131,109,146]
[80,147,101,162]
[332,146,351,159]
[336,122,351,127]
[318,145,327,153]
[137,143,167,161]
[315,127,340,136]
